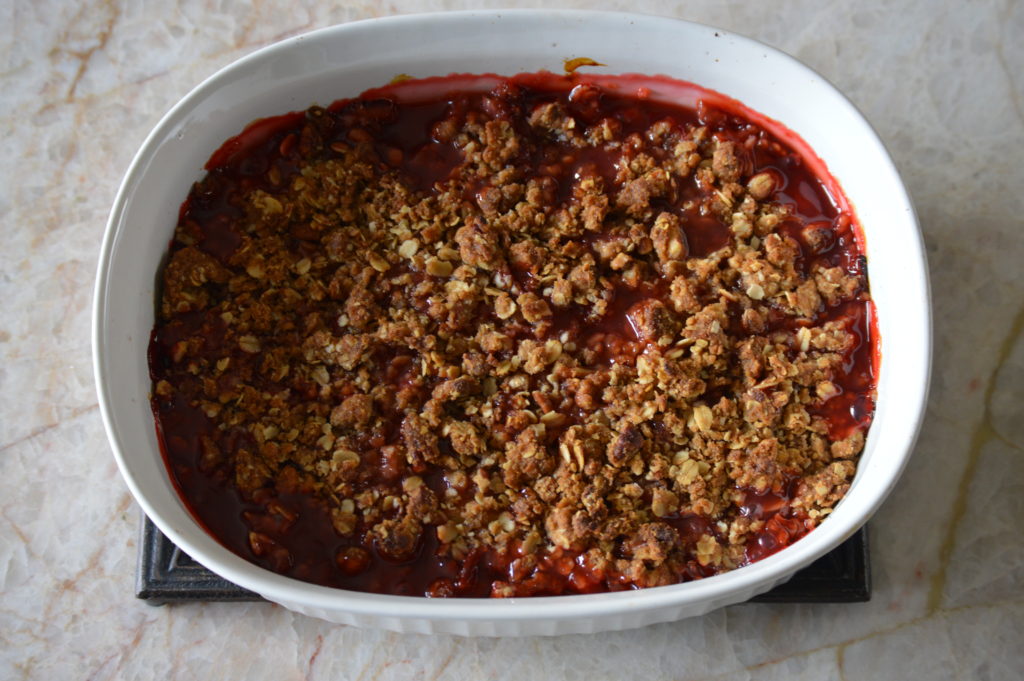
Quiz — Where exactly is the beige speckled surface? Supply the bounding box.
[2,1,1022,679]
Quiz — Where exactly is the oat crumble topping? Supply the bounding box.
[151,75,876,596]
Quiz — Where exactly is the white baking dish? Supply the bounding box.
[93,10,930,636]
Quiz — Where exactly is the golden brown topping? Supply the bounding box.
[746,172,775,200]
[517,292,552,323]
[152,78,874,599]
[651,212,688,263]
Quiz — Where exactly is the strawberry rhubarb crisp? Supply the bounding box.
[150,74,876,597]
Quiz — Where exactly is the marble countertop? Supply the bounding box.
[2,1,1022,678]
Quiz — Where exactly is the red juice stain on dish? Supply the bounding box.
[151,71,878,597]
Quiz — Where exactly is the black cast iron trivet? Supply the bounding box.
[136,513,869,605]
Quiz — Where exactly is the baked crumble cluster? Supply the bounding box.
[152,79,874,596]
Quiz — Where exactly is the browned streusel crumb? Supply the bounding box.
[151,75,876,597]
